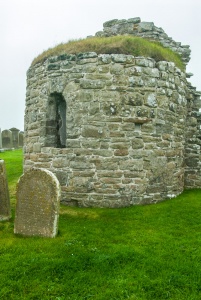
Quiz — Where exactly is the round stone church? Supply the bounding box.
[23,17,201,207]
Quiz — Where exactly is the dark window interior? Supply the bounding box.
[46,93,66,148]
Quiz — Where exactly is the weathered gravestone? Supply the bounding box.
[0,160,11,221]
[2,130,12,149]
[19,131,24,147]
[0,129,2,149]
[14,168,61,237]
[10,128,20,148]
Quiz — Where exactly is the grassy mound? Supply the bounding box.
[32,35,185,71]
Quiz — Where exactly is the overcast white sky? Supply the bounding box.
[1,0,201,131]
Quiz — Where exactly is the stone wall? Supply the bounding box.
[95,18,191,64]
[23,51,201,207]
[184,83,201,188]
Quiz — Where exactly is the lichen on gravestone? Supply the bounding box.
[0,159,11,221]
[14,168,61,237]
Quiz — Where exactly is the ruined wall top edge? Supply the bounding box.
[27,52,185,79]
[95,17,191,64]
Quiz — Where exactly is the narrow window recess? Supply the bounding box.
[46,93,66,148]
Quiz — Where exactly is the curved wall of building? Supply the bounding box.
[24,52,191,207]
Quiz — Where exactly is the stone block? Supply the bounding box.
[80,79,105,89]
[138,22,154,32]
[33,142,42,153]
[14,168,61,237]
[111,54,134,63]
[52,157,69,168]
[0,160,11,221]
[132,138,144,149]
[114,149,128,156]
[98,54,112,64]
[95,158,119,170]
[145,93,157,107]
[82,125,107,138]
[110,142,129,150]
[110,64,124,75]
[119,159,143,171]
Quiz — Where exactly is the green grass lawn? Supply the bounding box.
[0,150,201,299]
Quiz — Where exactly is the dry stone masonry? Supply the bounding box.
[24,18,201,207]
[0,160,11,220]
[14,168,60,237]
[95,17,191,64]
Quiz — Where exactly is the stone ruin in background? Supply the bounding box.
[23,17,201,207]
[0,128,24,150]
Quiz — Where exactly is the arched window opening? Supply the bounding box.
[46,93,66,148]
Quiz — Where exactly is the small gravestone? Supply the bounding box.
[19,131,24,147]
[0,160,11,221]
[10,128,20,148]
[2,129,12,149]
[0,129,2,149]
[14,168,61,237]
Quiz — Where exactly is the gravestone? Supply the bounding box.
[19,131,24,147]
[2,130,12,148]
[0,160,11,221]
[10,128,20,148]
[0,129,2,149]
[14,168,61,237]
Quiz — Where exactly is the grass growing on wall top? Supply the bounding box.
[1,149,201,299]
[32,35,185,71]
